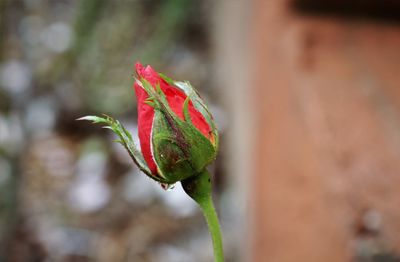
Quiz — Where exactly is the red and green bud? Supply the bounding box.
[79,63,224,261]
[134,63,218,184]
[79,62,218,187]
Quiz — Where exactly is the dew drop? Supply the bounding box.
[161,183,175,191]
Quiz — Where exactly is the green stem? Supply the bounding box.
[197,193,224,262]
[182,170,224,262]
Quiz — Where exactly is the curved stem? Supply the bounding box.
[197,193,224,262]
[182,170,224,262]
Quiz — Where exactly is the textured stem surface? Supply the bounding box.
[182,170,224,262]
[197,193,224,262]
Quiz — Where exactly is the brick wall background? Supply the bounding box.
[247,0,400,261]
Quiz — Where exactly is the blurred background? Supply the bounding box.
[0,0,243,261]
[1,0,400,262]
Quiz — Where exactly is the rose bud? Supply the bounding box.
[79,62,224,261]
[79,62,218,188]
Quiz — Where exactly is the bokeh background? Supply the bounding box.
[0,0,243,261]
[1,0,400,262]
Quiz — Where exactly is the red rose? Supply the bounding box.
[134,62,215,177]
[79,62,218,186]
[79,62,224,262]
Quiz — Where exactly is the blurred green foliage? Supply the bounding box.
[43,0,194,115]
[0,0,223,261]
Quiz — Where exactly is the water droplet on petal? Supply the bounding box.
[161,183,175,190]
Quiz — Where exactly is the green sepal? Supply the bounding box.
[158,74,219,150]
[174,81,219,151]
[159,72,174,85]
[175,117,217,172]
[77,115,169,184]
[160,73,216,133]
[151,110,194,183]
[182,96,192,124]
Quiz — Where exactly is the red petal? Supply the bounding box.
[133,80,158,175]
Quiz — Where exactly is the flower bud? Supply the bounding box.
[79,63,223,261]
[79,62,218,188]
[134,63,218,184]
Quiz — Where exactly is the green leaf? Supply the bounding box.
[78,115,169,184]
[77,115,109,124]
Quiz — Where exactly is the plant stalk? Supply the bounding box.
[182,170,224,262]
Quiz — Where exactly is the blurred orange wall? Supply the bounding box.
[247,0,400,261]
